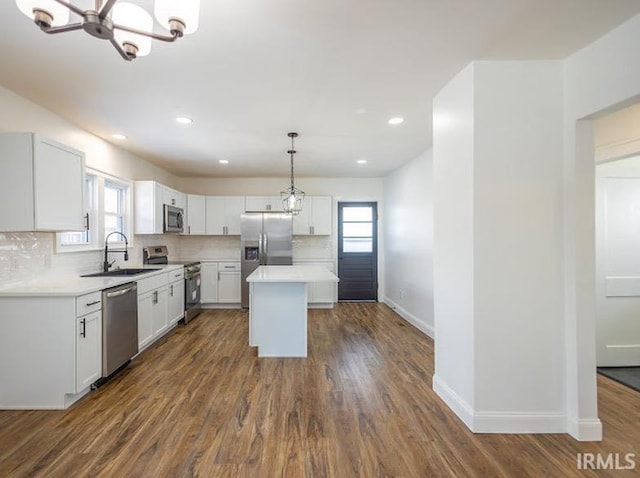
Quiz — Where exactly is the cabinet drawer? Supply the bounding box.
[168,268,184,282]
[137,273,168,295]
[218,262,240,272]
[76,291,102,317]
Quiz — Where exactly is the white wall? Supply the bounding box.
[433,60,566,433]
[432,63,476,413]
[180,176,386,297]
[563,13,640,441]
[0,84,181,285]
[383,149,434,337]
[0,83,386,289]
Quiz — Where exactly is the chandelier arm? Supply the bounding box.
[98,0,118,19]
[50,0,85,17]
[40,22,83,34]
[109,38,134,62]
[113,24,180,43]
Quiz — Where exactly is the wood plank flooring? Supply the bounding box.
[0,303,639,477]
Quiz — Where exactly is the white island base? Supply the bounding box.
[247,266,339,358]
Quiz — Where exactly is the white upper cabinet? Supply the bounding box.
[134,181,164,234]
[0,133,85,232]
[135,180,186,234]
[245,196,282,212]
[205,196,245,235]
[293,196,332,235]
[163,186,186,210]
[185,194,206,235]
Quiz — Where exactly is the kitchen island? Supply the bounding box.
[247,265,339,357]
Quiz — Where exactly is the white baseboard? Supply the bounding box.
[383,297,434,338]
[434,374,580,435]
[432,374,475,429]
[567,417,603,442]
[473,411,565,434]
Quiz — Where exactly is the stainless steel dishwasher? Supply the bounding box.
[102,282,138,378]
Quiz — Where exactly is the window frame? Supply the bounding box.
[56,169,132,253]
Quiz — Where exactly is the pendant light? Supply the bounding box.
[15,0,200,61]
[281,132,305,215]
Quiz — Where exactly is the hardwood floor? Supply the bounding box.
[0,303,638,477]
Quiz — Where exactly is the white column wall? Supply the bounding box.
[432,64,476,416]
[382,149,434,337]
[473,61,565,415]
[433,61,566,433]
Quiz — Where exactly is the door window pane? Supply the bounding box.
[343,222,373,237]
[343,238,373,253]
[343,207,372,222]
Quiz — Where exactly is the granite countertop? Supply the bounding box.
[0,264,183,297]
[247,265,339,283]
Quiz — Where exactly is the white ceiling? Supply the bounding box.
[0,0,639,178]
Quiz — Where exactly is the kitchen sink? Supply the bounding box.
[81,268,161,278]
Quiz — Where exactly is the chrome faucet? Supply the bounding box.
[104,231,129,272]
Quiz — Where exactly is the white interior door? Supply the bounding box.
[596,157,640,366]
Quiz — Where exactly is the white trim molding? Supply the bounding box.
[383,297,434,338]
[433,374,595,436]
[432,374,474,429]
[567,418,603,442]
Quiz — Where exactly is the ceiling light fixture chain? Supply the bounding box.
[16,0,200,61]
[281,132,305,215]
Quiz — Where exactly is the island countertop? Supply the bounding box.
[246,265,339,283]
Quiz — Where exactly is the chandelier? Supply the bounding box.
[281,132,305,215]
[16,0,200,61]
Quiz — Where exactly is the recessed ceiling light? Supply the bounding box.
[175,116,193,124]
[357,159,367,164]
[219,159,229,164]
[388,117,404,125]
[112,133,127,140]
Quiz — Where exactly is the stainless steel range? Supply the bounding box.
[143,245,202,323]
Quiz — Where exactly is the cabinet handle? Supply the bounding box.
[188,225,191,234]
[310,226,314,235]
[84,213,90,231]
[170,284,174,296]
[153,291,158,304]
[174,273,181,278]
[218,271,220,281]
[80,318,86,338]
[85,300,100,307]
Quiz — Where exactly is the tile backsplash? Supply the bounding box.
[0,232,334,288]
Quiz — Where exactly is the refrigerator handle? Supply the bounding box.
[259,233,264,263]
[264,233,268,261]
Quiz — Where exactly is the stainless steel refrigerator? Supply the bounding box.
[241,212,293,307]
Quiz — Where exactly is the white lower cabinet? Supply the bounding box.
[168,278,185,325]
[218,262,241,303]
[201,262,219,303]
[76,310,102,392]
[294,261,336,305]
[137,272,170,351]
[201,261,241,305]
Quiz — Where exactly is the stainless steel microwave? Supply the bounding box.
[163,204,184,233]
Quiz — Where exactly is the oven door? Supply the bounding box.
[185,271,201,311]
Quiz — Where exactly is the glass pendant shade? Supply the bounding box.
[16,0,69,26]
[154,0,200,34]
[112,2,153,57]
[281,188,305,215]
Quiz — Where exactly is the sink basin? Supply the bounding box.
[81,268,161,278]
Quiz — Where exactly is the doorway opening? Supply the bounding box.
[337,202,378,301]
